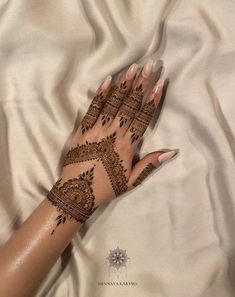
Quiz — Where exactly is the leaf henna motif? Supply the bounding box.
[47,166,97,235]
[130,99,155,144]
[101,81,128,126]
[63,132,128,197]
[118,83,144,127]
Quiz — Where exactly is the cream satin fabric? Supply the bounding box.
[0,0,235,296]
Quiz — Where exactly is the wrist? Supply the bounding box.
[46,165,98,234]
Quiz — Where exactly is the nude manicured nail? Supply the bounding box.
[142,59,153,78]
[101,75,112,90]
[153,78,164,94]
[126,63,138,80]
[152,64,165,94]
[158,149,179,164]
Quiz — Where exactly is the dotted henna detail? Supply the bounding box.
[130,99,156,144]
[101,81,127,125]
[63,132,128,196]
[81,92,105,134]
[47,166,97,234]
[118,83,144,127]
[133,163,156,187]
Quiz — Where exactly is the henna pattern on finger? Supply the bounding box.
[47,165,97,235]
[130,99,155,144]
[132,163,156,187]
[81,92,105,134]
[118,83,144,127]
[63,132,128,196]
[101,81,127,125]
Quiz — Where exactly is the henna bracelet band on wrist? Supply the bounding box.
[47,166,97,224]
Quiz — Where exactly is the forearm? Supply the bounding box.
[0,197,82,297]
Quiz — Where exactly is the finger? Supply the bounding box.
[95,63,138,128]
[127,149,179,189]
[126,77,164,144]
[79,75,112,135]
[110,59,154,133]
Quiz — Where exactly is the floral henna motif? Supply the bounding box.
[81,92,105,134]
[47,166,97,235]
[118,84,144,127]
[130,99,155,144]
[63,132,128,196]
[133,163,156,187]
[101,81,127,125]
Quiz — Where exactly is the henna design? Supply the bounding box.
[101,81,127,125]
[81,92,105,134]
[133,163,156,187]
[47,166,97,235]
[118,84,144,127]
[63,132,128,196]
[130,99,155,144]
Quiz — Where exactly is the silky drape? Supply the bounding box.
[0,1,235,296]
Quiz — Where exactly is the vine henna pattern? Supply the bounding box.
[118,83,144,127]
[101,81,128,125]
[47,166,97,235]
[63,132,128,196]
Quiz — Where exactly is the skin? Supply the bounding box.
[0,60,167,297]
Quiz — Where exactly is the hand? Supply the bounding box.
[47,60,179,234]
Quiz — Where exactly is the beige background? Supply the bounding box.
[0,0,235,296]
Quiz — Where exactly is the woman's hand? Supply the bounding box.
[47,60,179,234]
[0,60,179,297]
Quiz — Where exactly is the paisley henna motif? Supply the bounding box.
[81,92,105,134]
[118,83,144,127]
[130,99,155,144]
[132,163,156,187]
[47,166,97,234]
[63,132,128,196]
[101,81,127,125]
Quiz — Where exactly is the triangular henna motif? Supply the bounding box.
[47,165,97,234]
[63,133,128,196]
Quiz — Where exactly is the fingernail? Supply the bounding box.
[152,64,165,94]
[101,75,112,90]
[142,59,153,78]
[126,63,138,80]
[153,78,164,94]
[158,149,179,164]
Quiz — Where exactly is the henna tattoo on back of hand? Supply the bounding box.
[63,132,128,196]
[118,83,144,127]
[130,99,155,144]
[81,92,105,134]
[132,163,156,187]
[47,165,97,235]
[101,81,127,125]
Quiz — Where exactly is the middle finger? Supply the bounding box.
[94,62,138,129]
[108,59,154,134]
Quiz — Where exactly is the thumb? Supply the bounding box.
[128,149,179,189]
